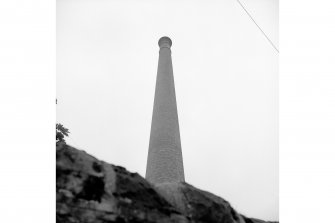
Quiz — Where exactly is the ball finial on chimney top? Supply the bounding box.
[158,36,172,48]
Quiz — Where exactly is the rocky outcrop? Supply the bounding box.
[56,142,278,223]
[155,182,246,223]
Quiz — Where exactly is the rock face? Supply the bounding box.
[56,142,278,223]
[155,183,246,223]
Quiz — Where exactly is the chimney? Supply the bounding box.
[145,37,185,184]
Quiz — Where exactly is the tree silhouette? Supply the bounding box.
[56,123,70,143]
[56,99,70,143]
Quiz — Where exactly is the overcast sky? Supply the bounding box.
[57,0,278,220]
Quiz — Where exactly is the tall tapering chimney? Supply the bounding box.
[145,37,185,184]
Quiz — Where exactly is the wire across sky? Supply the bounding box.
[235,0,279,53]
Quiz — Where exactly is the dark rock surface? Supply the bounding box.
[56,142,278,223]
[156,182,246,223]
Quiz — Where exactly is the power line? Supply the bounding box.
[235,0,279,53]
